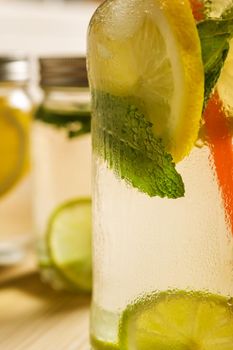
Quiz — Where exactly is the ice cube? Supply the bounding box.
[207,0,233,18]
[104,0,145,40]
[218,39,233,112]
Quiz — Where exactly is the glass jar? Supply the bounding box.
[33,57,92,291]
[0,55,33,265]
[88,0,233,349]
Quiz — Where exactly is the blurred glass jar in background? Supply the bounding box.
[33,57,92,292]
[0,55,33,265]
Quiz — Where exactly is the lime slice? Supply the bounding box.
[91,336,119,350]
[119,290,233,349]
[47,198,92,292]
[88,0,204,162]
[0,101,30,196]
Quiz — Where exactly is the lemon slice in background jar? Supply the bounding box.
[0,100,30,197]
[47,198,92,292]
[88,0,204,162]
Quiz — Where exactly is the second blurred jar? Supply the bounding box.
[0,55,32,265]
[33,57,92,292]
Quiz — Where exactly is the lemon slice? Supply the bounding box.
[88,0,204,162]
[0,101,30,197]
[48,198,92,292]
[119,290,233,350]
[217,38,233,111]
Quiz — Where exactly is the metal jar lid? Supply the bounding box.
[0,55,30,82]
[39,57,89,88]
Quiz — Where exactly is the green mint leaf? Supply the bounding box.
[92,91,185,199]
[36,106,91,138]
[197,16,233,104]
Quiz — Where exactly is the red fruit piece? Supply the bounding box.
[189,0,205,21]
[204,92,233,234]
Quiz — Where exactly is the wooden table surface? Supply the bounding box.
[0,271,91,350]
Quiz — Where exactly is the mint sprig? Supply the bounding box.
[197,14,233,104]
[92,91,184,199]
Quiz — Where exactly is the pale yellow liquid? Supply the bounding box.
[91,146,233,348]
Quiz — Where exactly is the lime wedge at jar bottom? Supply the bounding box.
[47,198,92,292]
[91,336,119,350]
[0,103,29,196]
[88,0,204,162]
[119,290,233,350]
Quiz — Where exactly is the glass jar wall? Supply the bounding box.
[33,57,92,291]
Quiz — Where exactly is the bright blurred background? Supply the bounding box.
[0,2,101,349]
[0,0,100,91]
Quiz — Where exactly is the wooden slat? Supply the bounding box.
[0,273,91,350]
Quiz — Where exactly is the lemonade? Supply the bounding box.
[88,0,233,349]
